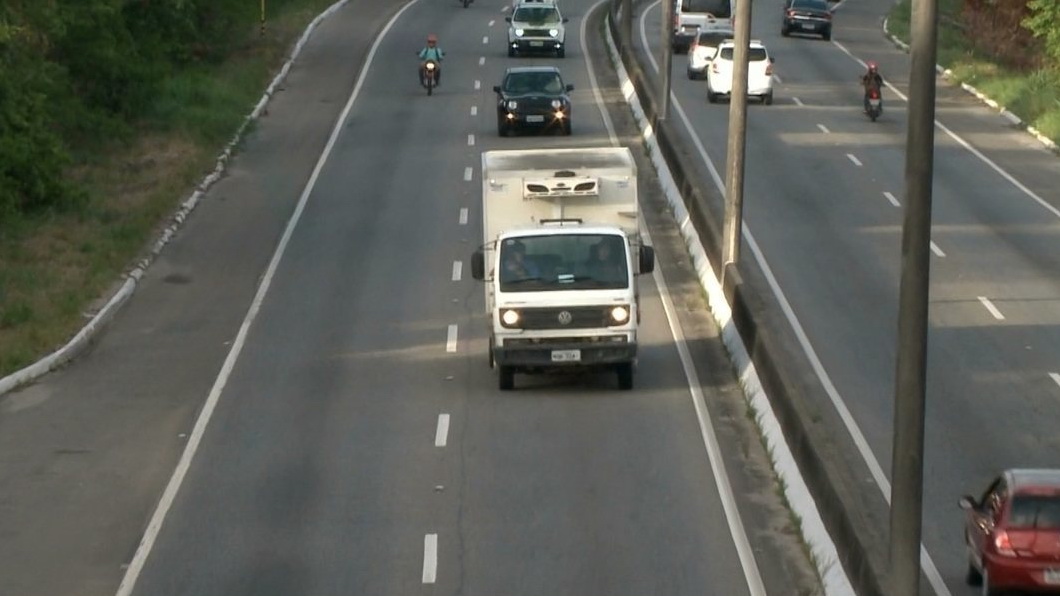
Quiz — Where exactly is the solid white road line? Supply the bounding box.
[464,167,473,182]
[468,134,475,146]
[479,56,485,66]
[474,79,481,90]
[793,96,804,106]
[817,123,830,134]
[1050,372,1060,389]
[459,208,469,225]
[435,414,450,447]
[446,325,458,352]
[846,153,863,167]
[483,36,489,44]
[471,105,478,116]
[422,534,438,583]
[831,40,1060,221]
[978,296,1005,320]
[452,261,463,281]
[884,191,901,207]
[112,1,427,595]
[930,241,946,258]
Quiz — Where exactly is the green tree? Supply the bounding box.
[1023,0,1060,65]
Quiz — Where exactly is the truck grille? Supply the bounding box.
[519,306,612,329]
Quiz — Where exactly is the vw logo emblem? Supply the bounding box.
[557,311,573,325]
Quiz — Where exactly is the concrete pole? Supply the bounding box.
[722,0,752,267]
[659,0,673,120]
[621,0,633,50]
[889,0,938,591]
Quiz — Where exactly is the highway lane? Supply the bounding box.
[121,0,813,594]
[637,0,1060,594]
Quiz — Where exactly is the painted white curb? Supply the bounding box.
[0,0,354,398]
[604,18,856,596]
[882,16,1059,154]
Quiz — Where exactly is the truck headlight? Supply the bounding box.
[506,100,518,110]
[549,28,559,37]
[501,309,521,327]
[515,28,525,37]
[610,306,630,324]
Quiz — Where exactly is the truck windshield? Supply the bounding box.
[498,234,629,291]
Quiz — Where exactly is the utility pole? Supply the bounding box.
[722,0,752,268]
[889,0,939,591]
[621,0,633,50]
[659,0,673,120]
[260,0,267,37]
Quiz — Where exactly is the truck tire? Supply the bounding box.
[616,363,633,390]
[499,366,515,390]
[488,337,496,369]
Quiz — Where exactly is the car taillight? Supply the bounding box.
[786,9,796,17]
[994,531,1017,557]
[765,62,773,76]
[824,11,832,19]
[711,62,719,73]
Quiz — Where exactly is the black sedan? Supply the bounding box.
[494,66,573,136]
[781,0,832,40]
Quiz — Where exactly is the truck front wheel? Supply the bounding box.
[499,366,515,390]
[616,363,633,390]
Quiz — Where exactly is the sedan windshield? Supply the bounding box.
[498,234,629,292]
[504,72,564,94]
[513,7,560,23]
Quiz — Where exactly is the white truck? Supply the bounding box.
[470,148,655,391]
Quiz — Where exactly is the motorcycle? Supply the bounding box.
[421,60,439,95]
[462,0,472,7]
[865,87,882,122]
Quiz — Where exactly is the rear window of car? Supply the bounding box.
[793,0,829,10]
[681,0,732,17]
[1008,495,1060,528]
[717,47,768,61]
[697,31,732,46]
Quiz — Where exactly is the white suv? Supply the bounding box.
[507,2,568,58]
[706,40,775,104]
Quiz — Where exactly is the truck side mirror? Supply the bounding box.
[493,85,502,93]
[471,250,486,281]
[562,17,569,23]
[505,16,512,22]
[565,84,574,92]
[639,246,655,274]
[959,495,977,511]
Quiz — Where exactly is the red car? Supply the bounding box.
[961,469,1060,595]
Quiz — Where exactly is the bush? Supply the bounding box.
[1023,0,1060,65]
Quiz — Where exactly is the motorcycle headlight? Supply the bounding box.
[550,99,562,109]
[506,100,518,110]
[610,306,630,324]
[425,62,436,70]
[515,28,525,37]
[549,28,559,37]
[501,309,521,327]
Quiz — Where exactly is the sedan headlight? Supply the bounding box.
[550,99,562,109]
[501,309,521,327]
[610,306,630,324]
[506,100,518,110]
[515,28,525,37]
[549,28,559,37]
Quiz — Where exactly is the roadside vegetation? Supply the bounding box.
[887,0,1060,145]
[0,0,339,378]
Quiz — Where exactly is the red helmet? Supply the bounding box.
[427,34,438,45]
[867,61,878,72]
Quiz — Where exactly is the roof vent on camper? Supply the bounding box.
[523,176,599,199]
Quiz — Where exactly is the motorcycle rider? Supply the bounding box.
[861,61,884,114]
[418,34,445,87]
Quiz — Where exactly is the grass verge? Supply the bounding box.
[886,0,1060,145]
[0,0,340,379]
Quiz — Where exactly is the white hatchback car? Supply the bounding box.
[686,25,734,80]
[705,40,775,104]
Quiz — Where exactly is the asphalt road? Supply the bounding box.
[636,0,1060,594]
[0,0,822,594]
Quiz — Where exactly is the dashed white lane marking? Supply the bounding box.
[930,241,946,258]
[792,96,804,106]
[435,414,450,447]
[459,207,469,224]
[483,36,489,44]
[471,105,478,116]
[772,74,783,84]
[978,296,1006,320]
[817,123,830,134]
[846,153,863,167]
[468,134,475,146]
[422,534,438,583]
[884,191,901,207]
[474,79,481,90]
[446,325,458,352]
[1050,372,1060,389]
[464,167,473,182]
[112,1,426,594]
[489,19,496,26]
[479,56,485,66]
[452,260,463,281]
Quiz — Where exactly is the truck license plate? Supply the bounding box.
[551,349,581,362]
[1045,569,1060,584]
